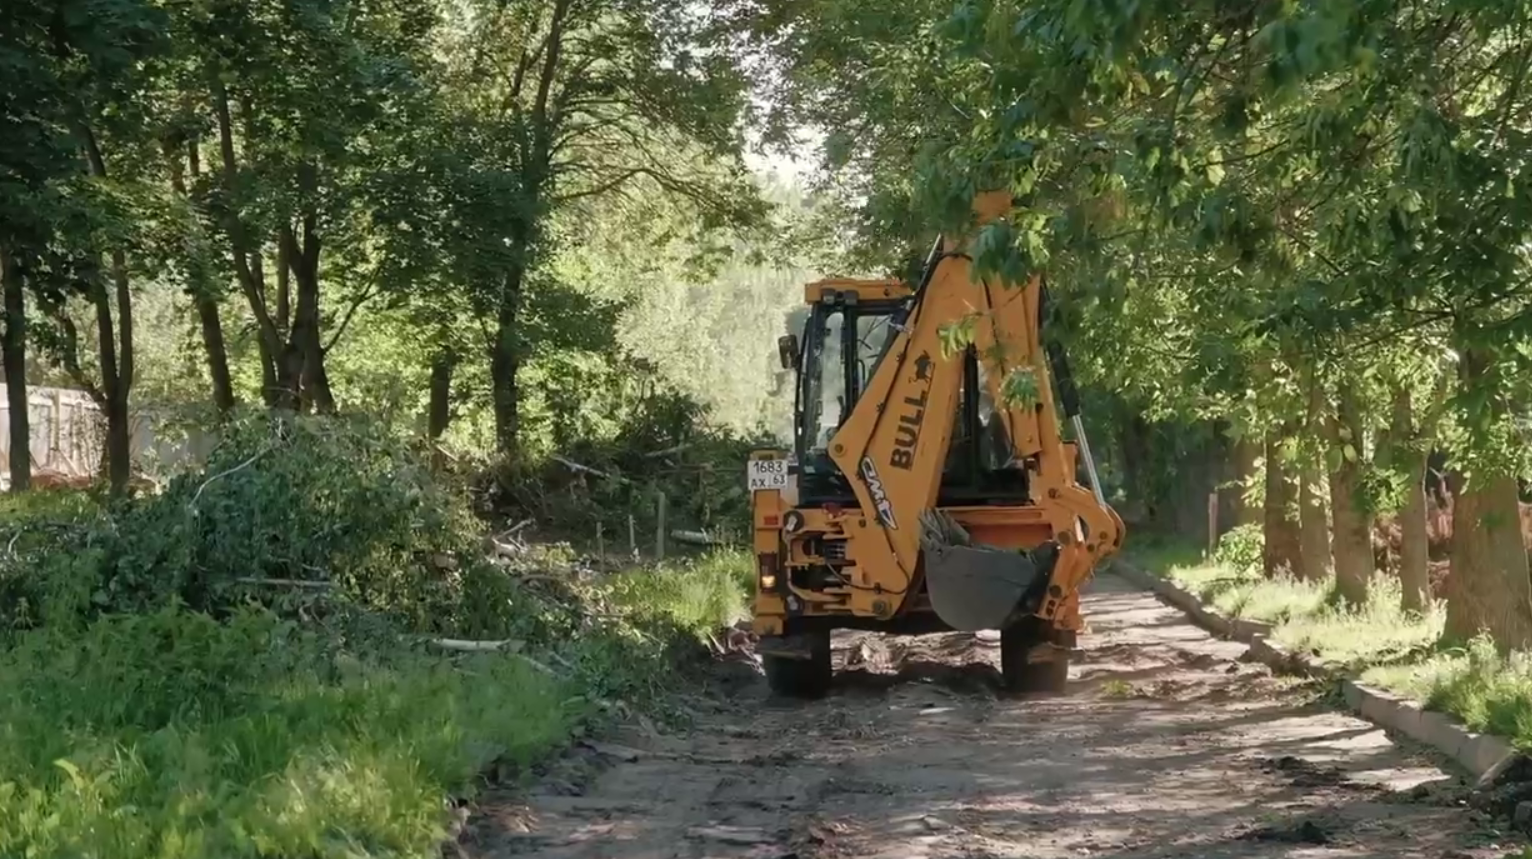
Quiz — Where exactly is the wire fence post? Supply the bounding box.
[1206,491,1219,558]
[654,488,667,559]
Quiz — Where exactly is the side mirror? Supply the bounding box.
[777,334,800,370]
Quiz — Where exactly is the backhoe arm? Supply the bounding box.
[827,190,1122,624]
[825,241,973,607]
[825,194,1022,614]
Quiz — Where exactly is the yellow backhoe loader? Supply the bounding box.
[746,190,1125,698]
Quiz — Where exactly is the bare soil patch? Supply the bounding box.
[462,575,1526,859]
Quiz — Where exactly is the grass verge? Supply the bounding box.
[0,548,754,859]
[1120,530,1532,755]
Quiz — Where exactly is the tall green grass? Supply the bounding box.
[1366,635,1532,752]
[1129,531,1441,670]
[0,551,756,858]
[1125,528,1532,767]
[0,606,574,858]
[607,548,754,636]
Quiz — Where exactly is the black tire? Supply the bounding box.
[763,629,833,699]
[1000,620,1072,695]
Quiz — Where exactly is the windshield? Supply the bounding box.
[790,298,1031,505]
[799,306,897,470]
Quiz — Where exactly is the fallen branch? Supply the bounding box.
[235,577,333,589]
[671,529,721,546]
[430,637,522,653]
[486,519,535,558]
[551,454,613,479]
[487,539,524,558]
[643,442,692,459]
[427,639,560,674]
[189,444,274,509]
[517,655,556,674]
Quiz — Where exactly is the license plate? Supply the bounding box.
[747,458,789,491]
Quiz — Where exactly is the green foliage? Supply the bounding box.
[0,605,574,859]
[488,380,772,545]
[0,426,757,858]
[608,549,755,639]
[1139,542,1443,672]
[1212,523,1264,578]
[563,548,755,704]
[761,0,1532,534]
[1370,635,1532,753]
[1274,575,1444,671]
[997,366,1042,410]
[0,410,523,640]
[1100,678,1133,699]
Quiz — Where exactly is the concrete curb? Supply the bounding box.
[1108,560,1520,787]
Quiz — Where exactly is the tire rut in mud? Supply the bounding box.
[461,574,1528,859]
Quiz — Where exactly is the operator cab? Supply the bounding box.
[777,279,1031,509]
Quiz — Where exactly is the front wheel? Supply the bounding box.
[1000,620,1072,694]
[763,629,832,699]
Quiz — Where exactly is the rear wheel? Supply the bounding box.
[763,629,832,699]
[1000,620,1072,694]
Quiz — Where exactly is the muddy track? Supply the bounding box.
[462,574,1524,859]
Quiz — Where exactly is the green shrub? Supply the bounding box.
[559,548,754,705]
[1211,522,1264,577]
[484,408,773,547]
[0,411,563,645]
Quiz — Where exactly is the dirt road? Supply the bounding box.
[464,573,1524,859]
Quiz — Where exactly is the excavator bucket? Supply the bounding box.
[922,543,1046,632]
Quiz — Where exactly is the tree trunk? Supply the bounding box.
[256,334,282,409]
[273,240,302,410]
[1443,347,1532,649]
[181,141,236,414]
[79,121,134,496]
[1263,425,1303,577]
[1211,421,1240,538]
[279,196,334,414]
[1294,373,1329,580]
[90,267,131,496]
[195,298,236,414]
[1399,461,1431,611]
[1445,469,1532,648]
[212,77,286,409]
[1298,460,1331,581]
[299,316,334,414]
[491,266,525,454]
[1391,386,1431,613]
[1327,383,1372,606]
[1,248,30,492]
[1232,435,1261,527]
[428,346,456,440]
[278,223,336,413]
[1115,410,1154,526]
